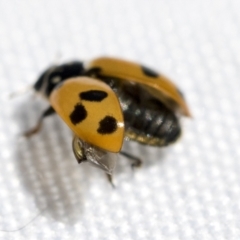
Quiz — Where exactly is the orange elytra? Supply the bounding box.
[86,57,191,117]
[49,77,124,153]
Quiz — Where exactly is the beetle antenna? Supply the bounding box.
[0,206,47,232]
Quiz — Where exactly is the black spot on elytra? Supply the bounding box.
[70,104,87,125]
[97,116,117,134]
[80,90,108,102]
[141,65,159,78]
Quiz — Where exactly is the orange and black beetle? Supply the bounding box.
[26,57,191,177]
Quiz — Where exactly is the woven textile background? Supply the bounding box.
[0,0,240,239]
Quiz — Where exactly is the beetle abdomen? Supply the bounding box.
[102,78,181,146]
[123,103,181,146]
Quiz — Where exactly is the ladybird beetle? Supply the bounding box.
[25,57,191,180]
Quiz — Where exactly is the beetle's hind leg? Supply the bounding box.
[24,106,55,137]
[120,151,142,170]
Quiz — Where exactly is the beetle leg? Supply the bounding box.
[24,106,55,137]
[120,151,142,170]
[106,173,115,188]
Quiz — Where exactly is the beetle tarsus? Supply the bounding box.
[24,106,55,137]
[24,121,42,137]
[120,151,142,170]
[106,173,115,188]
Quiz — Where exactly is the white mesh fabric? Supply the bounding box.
[0,0,240,239]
